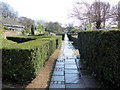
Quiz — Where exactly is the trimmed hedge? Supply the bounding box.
[7,36,36,43]
[56,34,65,40]
[2,36,62,83]
[78,30,120,87]
[6,35,60,43]
[67,34,79,48]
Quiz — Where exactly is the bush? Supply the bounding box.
[6,36,36,43]
[78,30,120,87]
[56,34,65,40]
[0,29,3,38]
[4,26,10,30]
[2,36,62,84]
[67,34,78,48]
[21,29,27,35]
[31,25,34,35]
[70,28,79,33]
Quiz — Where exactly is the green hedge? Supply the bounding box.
[7,36,36,43]
[2,36,62,84]
[67,34,79,48]
[6,35,59,43]
[56,34,65,40]
[78,30,120,87]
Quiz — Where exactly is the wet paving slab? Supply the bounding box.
[65,70,79,74]
[65,59,76,61]
[66,84,85,88]
[55,62,64,66]
[65,61,76,64]
[54,67,64,71]
[53,71,64,76]
[65,62,76,66]
[65,65,77,70]
[49,34,100,89]
[51,76,64,82]
[65,74,83,84]
[49,84,65,89]
[55,65,64,68]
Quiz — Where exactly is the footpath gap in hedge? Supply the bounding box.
[2,36,62,84]
[68,30,120,88]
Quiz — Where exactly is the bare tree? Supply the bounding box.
[18,17,34,28]
[110,4,118,21]
[65,23,74,32]
[71,0,111,29]
[0,2,18,20]
[45,22,63,33]
[118,1,120,29]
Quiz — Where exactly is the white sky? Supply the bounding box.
[0,0,119,26]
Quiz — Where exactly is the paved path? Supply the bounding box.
[49,34,100,89]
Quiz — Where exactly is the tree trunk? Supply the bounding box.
[96,21,101,29]
[103,20,105,29]
[118,2,120,29]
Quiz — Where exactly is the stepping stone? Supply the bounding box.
[65,74,83,84]
[65,65,77,68]
[53,71,64,76]
[55,65,64,68]
[65,70,79,74]
[51,76,64,82]
[57,60,64,62]
[51,81,65,84]
[65,62,76,65]
[66,84,85,88]
[65,65,77,70]
[57,58,65,60]
[49,84,65,89]
[65,59,76,62]
[56,62,64,66]
[65,59,75,61]
[65,61,76,65]
[66,57,76,59]
[54,68,64,71]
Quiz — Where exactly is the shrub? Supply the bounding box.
[6,36,36,43]
[0,29,3,38]
[21,29,27,35]
[67,34,79,48]
[56,34,65,40]
[70,28,79,33]
[2,36,62,84]
[78,30,120,87]
[31,25,34,35]
[4,26,10,30]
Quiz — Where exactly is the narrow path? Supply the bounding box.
[49,34,100,88]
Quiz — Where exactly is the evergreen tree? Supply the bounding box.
[31,25,34,35]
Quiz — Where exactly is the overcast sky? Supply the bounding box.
[0,0,119,26]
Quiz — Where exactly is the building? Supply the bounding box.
[4,24,24,30]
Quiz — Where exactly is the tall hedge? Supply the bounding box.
[56,34,65,40]
[67,34,79,48]
[78,30,120,87]
[2,36,62,84]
